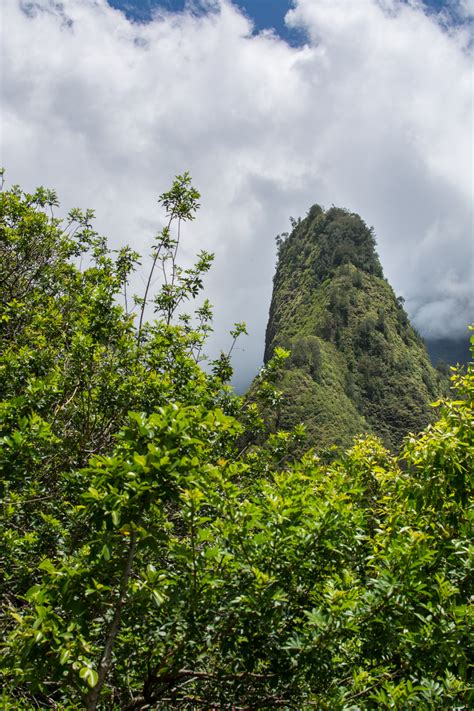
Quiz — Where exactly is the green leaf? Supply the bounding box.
[80,666,98,688]
[152,590,164,607]
[59,649,70,665]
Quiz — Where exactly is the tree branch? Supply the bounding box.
[85,530,138,710]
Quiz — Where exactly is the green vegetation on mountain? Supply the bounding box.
[1,173,472,709]
[265,205,448,450]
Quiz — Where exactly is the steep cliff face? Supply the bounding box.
[264,205,448,451]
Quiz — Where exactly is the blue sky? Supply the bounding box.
[107,1,303,43]
[108,0,458,44]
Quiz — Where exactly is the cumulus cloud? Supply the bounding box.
[458,0,474,19]
[1,0,472,388]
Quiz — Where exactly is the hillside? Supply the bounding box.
[264,205,448,451]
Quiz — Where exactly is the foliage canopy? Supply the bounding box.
[1,173,472,709]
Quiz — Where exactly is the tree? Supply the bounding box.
[1,173,472,709]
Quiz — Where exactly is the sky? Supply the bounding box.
[1,0,473,390]
[106,1,307,44]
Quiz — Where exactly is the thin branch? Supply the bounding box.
[137,215,173,350]
[85,530,138,710]
[2,494,57,505]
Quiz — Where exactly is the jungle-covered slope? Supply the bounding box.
[264,205,448,451]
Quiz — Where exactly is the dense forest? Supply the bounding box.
[1,172,472,709]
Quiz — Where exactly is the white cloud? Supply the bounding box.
[1,0,472,388]
[458,0,474,19]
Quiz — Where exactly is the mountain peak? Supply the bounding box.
[277,204,383,283]
[263,205,448,451]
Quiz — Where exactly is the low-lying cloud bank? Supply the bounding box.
[2,0,472,388]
